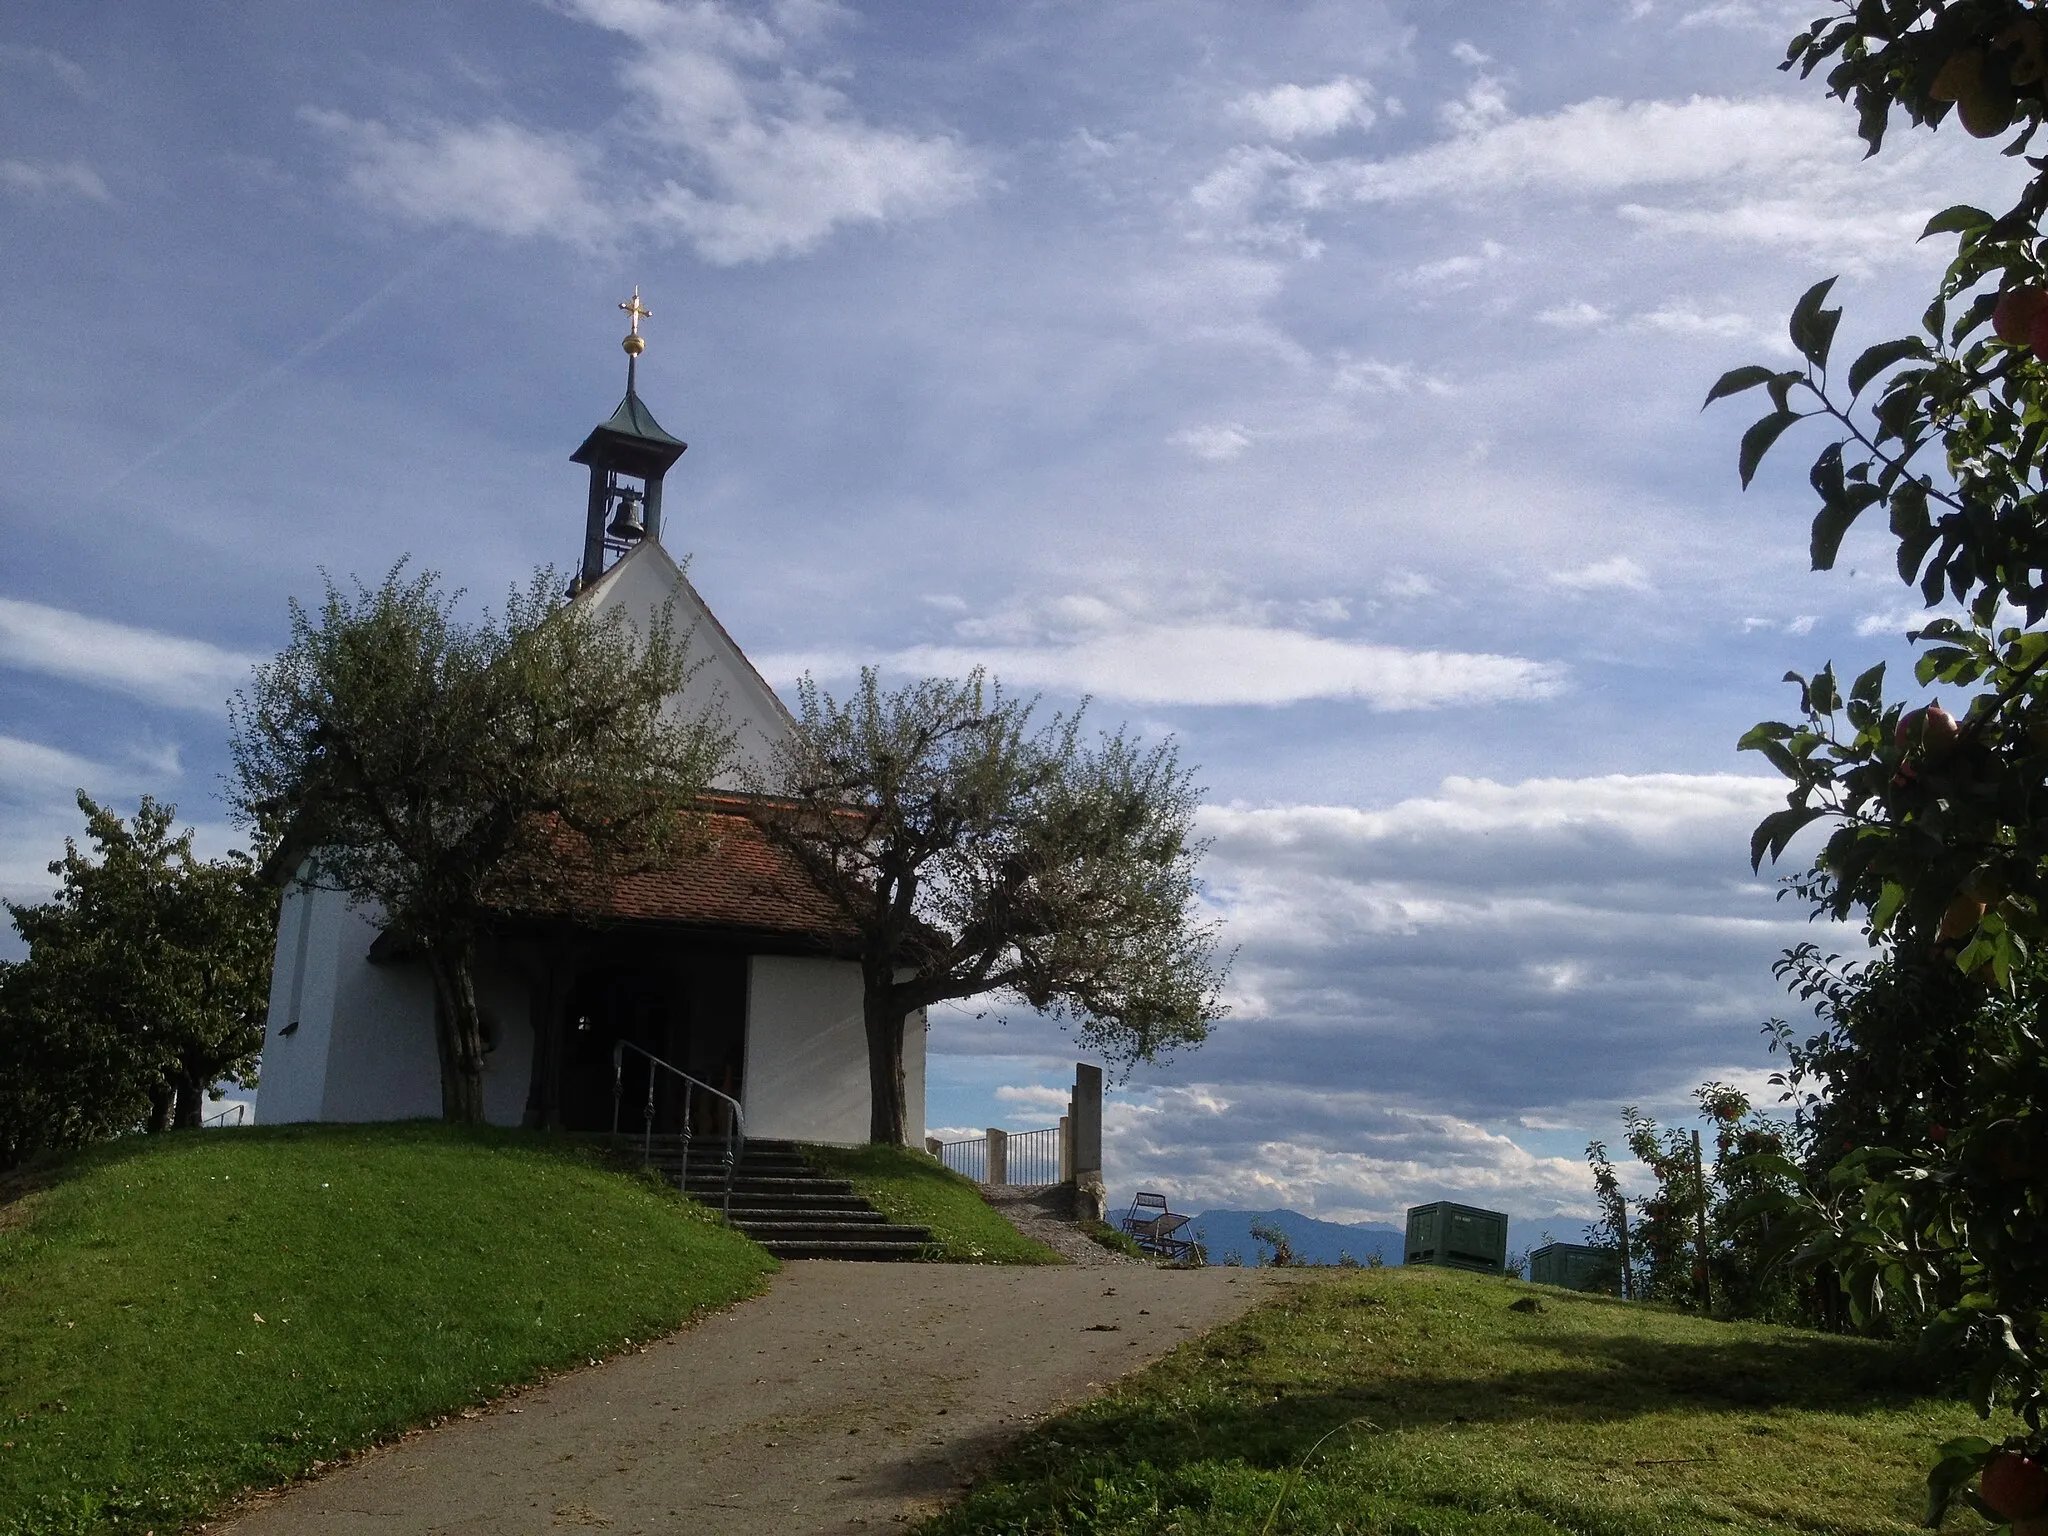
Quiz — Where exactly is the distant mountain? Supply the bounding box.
[1185,1209,1403,1267]
[1184,1209,1593,1270]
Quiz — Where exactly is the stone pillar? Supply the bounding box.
[985,1127,1008,1186]
[925,1136,943,1157]
[1058,1114,1072,1182]
[1071,1063,1104,1222]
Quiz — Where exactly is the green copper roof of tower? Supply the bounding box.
[570,387,688,479]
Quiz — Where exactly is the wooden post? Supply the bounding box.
[1692,1129,1712,1313]
[1071,1063,1105,1221]
[1616,1194,1633,1300]
[986,1127,1007,1186]
[1058,1114,1072,1182]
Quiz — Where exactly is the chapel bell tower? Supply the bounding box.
[569,287,688,590]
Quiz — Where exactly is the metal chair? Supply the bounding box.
[1120,1191,1200,1261]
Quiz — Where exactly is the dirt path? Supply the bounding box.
[220,1262,1274,1535]
[976,1183,1141,1266]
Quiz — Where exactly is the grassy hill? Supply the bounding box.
[921,1264,2003,1535]
[0,1123,775,1536]
[802,1142,1062,1263]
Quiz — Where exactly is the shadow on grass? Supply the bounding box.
[951,1295,1949,1491]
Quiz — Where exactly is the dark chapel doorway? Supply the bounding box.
[554,947,749,1134]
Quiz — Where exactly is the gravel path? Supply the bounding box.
[219,1262,1273,1536]
[975,1183,1141,1267]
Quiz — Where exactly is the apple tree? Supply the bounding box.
[231,565,729,1125]
[1716,0,2048,1516]
[747,668,1227,1146]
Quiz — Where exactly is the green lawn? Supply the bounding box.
[0,1122,775,1536]
[921,1264,2005,1535]
[800,1143,1062,1263]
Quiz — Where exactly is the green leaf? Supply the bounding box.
[1870,881,1908,936]
[1751,805,1825,869]
[1789,276,1843,368]
[1850,661,1886,706]
[1808,664,1841,715]
[1920,205,1993,239]
[1702,364,1777,408]
[1847,337,1927,397]
[1740,410,1802,488]
[1812,486,1882,570]
[1737,721,1795,750]
[1925,1437,1995,1527]
[1951,291,1998,347]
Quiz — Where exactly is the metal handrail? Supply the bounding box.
[201,1103,248,1129]
[610,1040,744,1218]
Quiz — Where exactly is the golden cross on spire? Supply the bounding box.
[619,287,651,357]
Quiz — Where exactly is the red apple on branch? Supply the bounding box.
[1982,1451,2048,1522]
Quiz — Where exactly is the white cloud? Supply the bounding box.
[309,0,980,263]
[994,1083,1071,1114]
[1408,239,1504,287]
[1855,606,1924,637]
[1169,422,1253,461]
[1537,300,1610,328]
[1549,555,1650,591]
[1634,304,1753,338]
[0,736,110,799]
[767,622,1566,710]
[1617,198,1930,265]
[0,44,89,95]
[1202,773,1784,854]
[1108,1084,1599,1225]
[0,598,258,712]
[1328,95,1843,203]
[0,159,108,200]
[1331,358,1452,395]
[1229,77,1377,141]
[301,112,602,241]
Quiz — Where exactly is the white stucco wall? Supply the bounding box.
[743,956,925,1145]
[252,880,342,1124]
[581,540,796,787]
[256,878,532,1127]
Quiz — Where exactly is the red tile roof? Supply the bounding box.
[493,801,859,948]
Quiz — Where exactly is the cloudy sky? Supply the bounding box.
[1,0,2013,1230]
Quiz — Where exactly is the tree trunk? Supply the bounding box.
[426,941,488,1125]
[860,977,909,1146]
[173,1075,204,1129]
[146,1082,174,1133]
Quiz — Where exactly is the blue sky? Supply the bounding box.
[0,0,2016,1228]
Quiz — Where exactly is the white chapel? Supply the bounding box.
[252,299,925,1144]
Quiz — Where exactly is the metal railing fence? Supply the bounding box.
[934,1134,985,1182]
[611,1040,744,1217]
[201,1103,248,1128]
[931,1126,1062,1186]
[1004,1126,1060,1185]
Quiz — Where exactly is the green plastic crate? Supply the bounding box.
[1529,1241,1620,1293]
[1404,1201,1509,1274]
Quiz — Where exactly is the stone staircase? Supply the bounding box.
[649,1137,934,1261]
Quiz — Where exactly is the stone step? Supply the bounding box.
[681,1175,856,1196]
[713,1191,875,1211]
[644,1151,809,1171]
[731,1220,932,1245]
[751,1237,933,1261]
[729,1212,888,1236]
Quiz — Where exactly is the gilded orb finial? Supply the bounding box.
[619,286,651,356]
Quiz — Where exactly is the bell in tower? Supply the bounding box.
[569,287,688,589]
